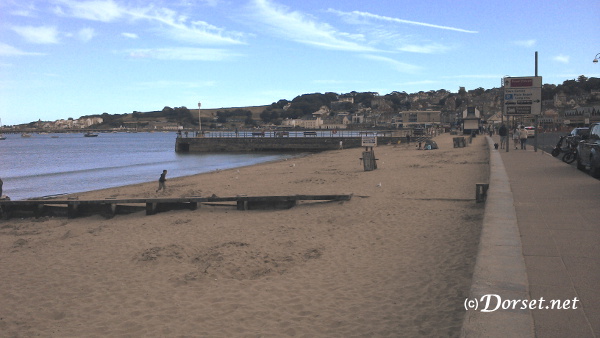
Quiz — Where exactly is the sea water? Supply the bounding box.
[0,132,295,200]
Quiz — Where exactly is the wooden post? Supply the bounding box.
[361,147,377,171]
[476,183,489,203]
[146,202,158,215]
[237,200,249,210]
[67,202,79,218]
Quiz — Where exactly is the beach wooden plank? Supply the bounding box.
[0,194,352,218]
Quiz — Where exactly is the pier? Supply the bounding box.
[0,194,353,219]
[175,130,418,153]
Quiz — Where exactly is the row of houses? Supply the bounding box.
[38,117,104,129]
[277,108,444,130]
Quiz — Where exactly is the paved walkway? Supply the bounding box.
[497,138,600,337]
[464,135,600,337]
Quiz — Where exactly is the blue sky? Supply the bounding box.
[1,0,599,126]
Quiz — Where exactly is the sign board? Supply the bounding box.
[361,136,377,147]
[503,76,542,116]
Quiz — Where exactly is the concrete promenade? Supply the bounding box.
[463,135,599,337]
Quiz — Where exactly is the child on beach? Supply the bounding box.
[156,170,167,192]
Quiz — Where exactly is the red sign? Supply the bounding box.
[510,78,533,87]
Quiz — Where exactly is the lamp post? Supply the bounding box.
[197,102,202,136]
[594,53,600,63]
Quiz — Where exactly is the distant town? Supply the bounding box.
[3,76,599,133]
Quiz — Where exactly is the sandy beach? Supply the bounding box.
[0,133,489,337]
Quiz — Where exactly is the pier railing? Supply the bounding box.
[178,130,407,139]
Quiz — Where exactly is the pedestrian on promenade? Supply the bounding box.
[0,177,3,196]
[519,126,528,150]
[156,170,167,192]
[498,124,508,149]
[512,127,520,149]
[406,134,411,144]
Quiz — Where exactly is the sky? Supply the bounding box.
[1,0,599,126]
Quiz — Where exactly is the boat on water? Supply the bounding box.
[21,133,32,138]
[84,132,99,137]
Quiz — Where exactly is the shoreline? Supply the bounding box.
[1,132,489,336]
[57,151,315,201]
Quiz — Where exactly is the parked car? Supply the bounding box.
[524,126,536,137]
[577,123,600,178]
[569,127,589,138]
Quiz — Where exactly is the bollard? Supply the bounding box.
[475,183,489,203]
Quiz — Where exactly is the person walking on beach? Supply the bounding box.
[519,126,528,150]
[156,170,167,192]
[498,124,508,149]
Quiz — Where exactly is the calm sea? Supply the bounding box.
[0,132,296,201]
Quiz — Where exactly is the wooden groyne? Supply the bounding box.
[175,130,416,153]
[0,194,352,219]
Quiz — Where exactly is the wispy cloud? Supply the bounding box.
[248,0,377,52]
[11,25,60,44]
[397,43,452,54]
[0,43,44,56]
[8,2,39,17]
[53,0,124,22]
[125,47,241,61]
[122,32,139,39]
[55,0,246,45]
[553,54,570,64]
[514,39,536,47]
[328,9,478,34]
[361,54,420,73]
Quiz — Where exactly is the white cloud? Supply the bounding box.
[8,3,39,17]
[248,0,377,52]
[125,47,240,61]
[55,0,246,45]
[514,39,536,47]
[328,9,478,34]
[553,54,570,64]
[54,0,124,22]
[0,43,44,56]
[122,32,139,39]
[77,27,96,42]
[11,25,60,44]
[361,54,421,73]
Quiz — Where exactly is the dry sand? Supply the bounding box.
[0,133,489,337]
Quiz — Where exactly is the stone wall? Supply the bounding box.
[175,136,408,153]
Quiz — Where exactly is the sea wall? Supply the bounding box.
[175,136,408,153]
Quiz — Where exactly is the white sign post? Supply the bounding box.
[361,136,377,147]
[503,76,542,116]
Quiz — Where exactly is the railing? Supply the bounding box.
[179,130,408,138]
